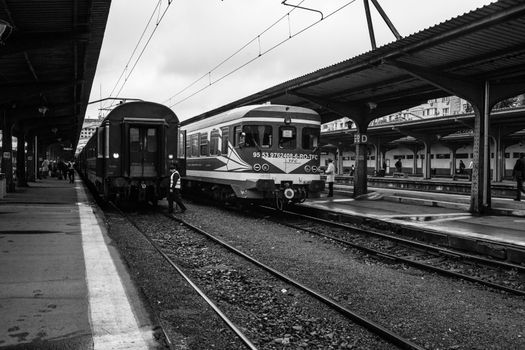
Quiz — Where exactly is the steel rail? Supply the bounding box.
[261,207,525,296]
[109,203,258,350]
[278,206,525,273]
[167,214,425,350]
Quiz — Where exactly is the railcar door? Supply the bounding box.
[129,126,158,177]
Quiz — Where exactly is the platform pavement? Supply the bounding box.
[300,186,525,263]
[0,177,159,349]
[331,182,525,217]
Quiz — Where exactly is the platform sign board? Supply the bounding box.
[354,134,368,144]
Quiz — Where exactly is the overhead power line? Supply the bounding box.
[104,0,174,112]
[166,0,358,109]
[163,0,308,106]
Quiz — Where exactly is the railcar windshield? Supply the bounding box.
[302,127,319,150]
[242,125,272,148]
[278,126,296,149]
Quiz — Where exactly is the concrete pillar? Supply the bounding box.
[470,81,491,213]
[1,113,15,192]
[27,135,36,182]
[354,139,368,196]
[16,133,28,187]
[337,144,343,175]
[423,141,432,180]
[410,145,419,175]
[450,149,457,176]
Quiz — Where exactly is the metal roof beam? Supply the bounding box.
[0,30,90,57]
[384,60,489,107]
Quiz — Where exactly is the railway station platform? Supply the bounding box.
[299,182,525,264]
[0,177,160,349]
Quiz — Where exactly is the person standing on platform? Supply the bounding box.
[168,164,187,213]
[67,161,75,183]
[512,153,525,201]
[41,158,49,179]
[349,164,355,176]
[459,160,466,174]
[325,158,335,197]
[395,159,402,173]
[467,159,474,180]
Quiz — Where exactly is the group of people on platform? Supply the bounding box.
[39,158,75,183]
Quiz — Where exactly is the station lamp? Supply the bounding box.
[0,19,13,45]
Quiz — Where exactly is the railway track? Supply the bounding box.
[110,203,426,349]
[107,202,256,350]
[255,205,525,297]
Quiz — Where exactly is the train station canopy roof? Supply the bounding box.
[0,0,111,148]
[185,0,525,130]
[320,106,525,150]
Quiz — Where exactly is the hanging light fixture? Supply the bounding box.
[0,19,13,45]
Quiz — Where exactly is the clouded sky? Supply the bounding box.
[87,0,495,122]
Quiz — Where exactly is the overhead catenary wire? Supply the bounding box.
[163,0,309,105]
[167,0,358,109]
[104,0,174,112]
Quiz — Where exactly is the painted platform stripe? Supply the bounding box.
[76,186,155,349]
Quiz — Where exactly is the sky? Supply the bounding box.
[86,0,495,122]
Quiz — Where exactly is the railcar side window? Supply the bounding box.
[200,132,209,156]
[278,126,296,149]
[302,127,319,150]
[221,127,229,154]
[210,129,220,155]
[96,127,104,158]
[234,126,242,147]
[185,135,191,158]
[190,134,199,157]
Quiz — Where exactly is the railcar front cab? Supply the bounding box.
[96,117,172,204]
[235,109,324,209]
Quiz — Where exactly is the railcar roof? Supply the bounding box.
[101,101,178,124]
[181,104,319,132]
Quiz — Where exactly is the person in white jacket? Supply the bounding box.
[325,159,335,197]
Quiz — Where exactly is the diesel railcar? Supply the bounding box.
[178,104,324,209]
[77,101,179,204]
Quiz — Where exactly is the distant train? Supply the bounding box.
[179,104,325,209]
[77,101,179,205]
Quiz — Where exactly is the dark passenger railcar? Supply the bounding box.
[78,101,178,205]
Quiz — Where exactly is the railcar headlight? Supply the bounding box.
[284,188,295,199]
[312,165,318,173]
[113,153,119,159]
[253,163,261,172]
[168,154,174,159]
[262,163,269,172]
[304,165,311,173]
